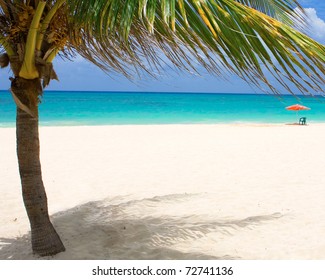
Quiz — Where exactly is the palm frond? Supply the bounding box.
[235,0,305,26]
[0,0,319,94]
[65,0,325,95]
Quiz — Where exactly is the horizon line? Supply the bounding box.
[1,89,324,96]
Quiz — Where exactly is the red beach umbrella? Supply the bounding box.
[285,104,310,124]
[285,104,311,111]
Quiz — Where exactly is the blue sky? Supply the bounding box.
[1,1,325,93]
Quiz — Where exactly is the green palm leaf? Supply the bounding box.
[235,0,305,25]
[0,0,324,94]
[65,0,325,94]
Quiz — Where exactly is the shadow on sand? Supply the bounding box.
[0,193,283,260]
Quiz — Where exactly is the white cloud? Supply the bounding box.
[303,8,325,42]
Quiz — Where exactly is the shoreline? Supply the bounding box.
[1,121,325,128]
[1,124,325,259]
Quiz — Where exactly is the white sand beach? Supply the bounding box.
[1,123,325,259]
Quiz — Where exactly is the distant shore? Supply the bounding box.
[1,124,325,259]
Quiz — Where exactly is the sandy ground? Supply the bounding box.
[1,123,325,259]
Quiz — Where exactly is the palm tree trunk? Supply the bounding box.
[13,78,65,256]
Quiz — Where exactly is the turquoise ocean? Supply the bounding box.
[1,90,325,127]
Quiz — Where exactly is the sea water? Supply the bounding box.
[1,90,325,127]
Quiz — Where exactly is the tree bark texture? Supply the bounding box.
[12,77,65,256]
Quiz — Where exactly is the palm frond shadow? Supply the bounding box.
[0,193,283,260]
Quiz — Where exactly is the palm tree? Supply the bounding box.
[1,0,325,257]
